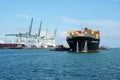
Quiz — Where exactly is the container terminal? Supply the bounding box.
[0,18,57,49]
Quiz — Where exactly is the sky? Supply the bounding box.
[0,0,120,48]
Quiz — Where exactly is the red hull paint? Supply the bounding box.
[0,44,25,49]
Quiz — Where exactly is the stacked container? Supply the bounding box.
[67,28,100,39]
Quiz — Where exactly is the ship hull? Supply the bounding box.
[66,36,100,52]
[0,44,25,49]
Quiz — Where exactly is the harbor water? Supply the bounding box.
[0,48,120,80]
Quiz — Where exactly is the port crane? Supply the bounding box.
[5,18,33,37]
[30,21,45,47]
[5,18,57,48]
[42,28,57,47]
[5,18,33,45]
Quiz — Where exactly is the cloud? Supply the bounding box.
[16,14,31,19]
[59,16,120,27]
[59,16,80,24]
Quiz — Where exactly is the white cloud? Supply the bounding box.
[59,16,80,24]
[59,16,120,27]
[16,14,31,19]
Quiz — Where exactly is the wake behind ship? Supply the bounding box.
[66,27,100,52]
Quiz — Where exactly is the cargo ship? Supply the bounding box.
[0,43,25,49]
[66,27,100,52]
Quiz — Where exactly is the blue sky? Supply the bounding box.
[0,0,120,47]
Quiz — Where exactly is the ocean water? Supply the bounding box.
[0,48,120,80]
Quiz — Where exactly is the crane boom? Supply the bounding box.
[28,18,33,37]
[38,21,42,37]
[54,29,57,38]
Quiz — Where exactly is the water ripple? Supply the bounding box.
[0,48,120,80]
